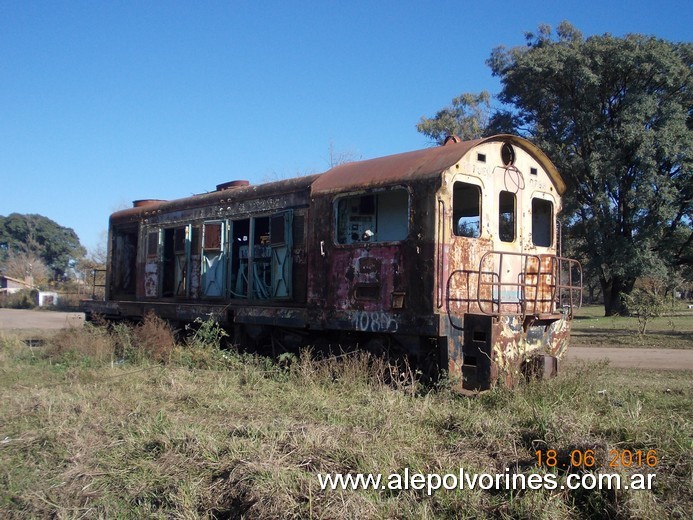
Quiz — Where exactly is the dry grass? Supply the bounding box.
[0,323,690,519]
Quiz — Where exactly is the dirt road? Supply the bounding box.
[565,346,693,370]
[0,309,691,370]
[0,308,85,330]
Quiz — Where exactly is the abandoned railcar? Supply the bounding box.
[83,134,582,390]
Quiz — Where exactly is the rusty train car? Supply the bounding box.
[83,134,581,391]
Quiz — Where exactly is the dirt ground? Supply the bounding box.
[565,346,693,370]
[0,308,85,330]
[0,309,691,370]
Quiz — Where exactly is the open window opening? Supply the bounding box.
[229,212,293,300]
[335,188,408,244]
[230,219,250,298]
[162,227,188,297]
[532,198,553,247]
[453,182,482,238]
[144,230,160,297]
[498,191,516,242]
[252,217,272,299]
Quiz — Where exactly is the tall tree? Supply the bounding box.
[417,91,492,144]
[0,213,86,281]
[485,22,692,315]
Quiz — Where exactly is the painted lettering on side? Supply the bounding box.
[351,311,399,332]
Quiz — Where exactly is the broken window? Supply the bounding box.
[498,191,516,242]
[532,198,553,247]
[335,188,408,244]
[453,182,482,238]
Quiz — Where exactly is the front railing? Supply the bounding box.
[446,251,582,320]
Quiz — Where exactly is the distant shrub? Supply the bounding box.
[0,289,38,309]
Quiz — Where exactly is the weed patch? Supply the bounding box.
[0,325,690,519]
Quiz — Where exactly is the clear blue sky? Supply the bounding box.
[2,1,691,253]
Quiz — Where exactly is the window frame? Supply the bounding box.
[498,190,517,243]
[333,187,411,246]
[531,196,554,248]
[452,181,483,239]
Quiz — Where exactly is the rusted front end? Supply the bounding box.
[437,136,582,391]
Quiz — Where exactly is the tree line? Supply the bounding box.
[0,213,88,288]
[418,21,692,316]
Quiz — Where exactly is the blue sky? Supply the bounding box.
[2,1,691,253]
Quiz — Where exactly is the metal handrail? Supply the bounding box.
[472,251,582,319]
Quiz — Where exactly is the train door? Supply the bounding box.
[161,226,191,298]
[445,177,492,317]
[201,221,225,298]
[110,226,138,298]
[492,187,524,313]
[444,176,494,390]
[144,229,163,298]
[270,211,293,298]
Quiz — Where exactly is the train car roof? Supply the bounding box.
[311,134,566,195]
[109,134,565,225]
[110,174,319,225]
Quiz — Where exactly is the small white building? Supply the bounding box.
[38,291,59,306]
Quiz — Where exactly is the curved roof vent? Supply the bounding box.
[216,180,250,191]
[443,135,462,146]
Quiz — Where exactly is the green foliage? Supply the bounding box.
[417,91,492,143]
[485,22,692,315]
[0,213,86,281]
[175,316,234,368]
[622,288,673,336]
[184,315,229,350]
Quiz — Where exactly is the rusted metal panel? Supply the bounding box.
[327,246,402,311]
[144,261,159,297]
[490,314,572,387]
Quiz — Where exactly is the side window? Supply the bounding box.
[335,188,408,244]
[498,191,516,242]
[532,198,553,247]
[453,182,482,238]
[147,231,159,259]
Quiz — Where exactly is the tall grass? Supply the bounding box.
[0,319,690,519]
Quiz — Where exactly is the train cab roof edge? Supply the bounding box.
[311,134,566,195]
